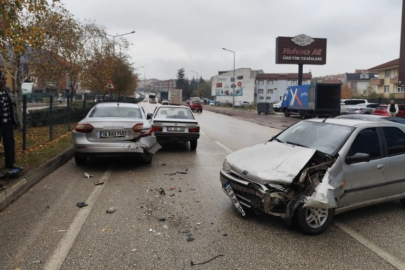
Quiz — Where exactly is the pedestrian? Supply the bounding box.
[0,71,22,175]
[387,100,399,117]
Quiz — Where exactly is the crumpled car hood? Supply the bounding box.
[226,141,316,185]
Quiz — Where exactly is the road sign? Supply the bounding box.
[106,81,115,89]
[231,84,236,89]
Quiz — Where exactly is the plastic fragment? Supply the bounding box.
[157,188,165,195]
[76,202,88,208]
[191,254,224,266]
[58,229,68,233]
[177,171,187,174]
[178,188,182,192]
[84,173,93,178]
[169,187,175,191]
[32,260,41,264]
[94,181,104,186]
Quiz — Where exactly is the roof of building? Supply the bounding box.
[256,73,312,80]
[368,58,399,71]
[318,79,343,84]
[346,73,378,81]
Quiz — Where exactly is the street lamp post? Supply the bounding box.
[222,48,235,108]
[191,70,199,97]
[106,30,136,54]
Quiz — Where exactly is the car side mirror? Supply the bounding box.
[346,153,370,164]
[147,113,153,120]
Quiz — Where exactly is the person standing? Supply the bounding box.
[387,100,399,117]
[0,71,21,174]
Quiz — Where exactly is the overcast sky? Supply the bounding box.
[64,0,403,80]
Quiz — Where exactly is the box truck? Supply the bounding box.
[168,89,182,105]
[281,83,341,119]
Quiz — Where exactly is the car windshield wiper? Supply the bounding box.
[286,141,308,148]
[273,138,283,143]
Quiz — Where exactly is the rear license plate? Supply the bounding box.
[224,182,246,217]
[100,131,126,138]
[167,127,184,132]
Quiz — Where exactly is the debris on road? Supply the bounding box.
[223,233,228,237]
[165,173,176,176]
[178,188,182,192]
[169,187,175,191]
[57,229,68,233]
[169,194,175,197]
[176,171,187,174]
[157,188,166,195]
[32,260,41,264]
[84,173,93,178]
[187,234,195,242]
[106,207,116,214]
[161,163,166,166]
[159,217,167,222]
[94,181,104,186]
[76,202,88,208]
[131,248,137,252]
[190,254,224,266]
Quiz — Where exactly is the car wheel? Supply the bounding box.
[142,152,153,164]
[295,204,334,235]
[400,198,405,207]
[300,111,307,120]
[190,140,197,150]
[75,154,87,166]
[284,111,290,117]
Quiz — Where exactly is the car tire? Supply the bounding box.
[142,152,153,164]
[300,111,307,120]
[75,154,87,166]
[400,198,405,207]
[284,111,290,117]
[295,204,334,235]
[190,140,197,150]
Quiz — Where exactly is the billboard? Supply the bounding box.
[276,34,327,65]
[215,76,243,96]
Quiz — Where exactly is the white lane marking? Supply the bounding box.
[44,165,115,270]
[215,141,233,153]
[334,221,405,270]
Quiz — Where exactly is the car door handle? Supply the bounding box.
[377,164,385,169]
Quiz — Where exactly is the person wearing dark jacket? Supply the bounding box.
[387,100,399,117]
[0,71,22,187]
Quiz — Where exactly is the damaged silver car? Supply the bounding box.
[73,103,161,165]
[220,118,405,234]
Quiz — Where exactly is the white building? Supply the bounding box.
[255,73,312,103]
[211,68,263,104]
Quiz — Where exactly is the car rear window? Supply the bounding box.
[155,107,195,120]
[89,107,142,118]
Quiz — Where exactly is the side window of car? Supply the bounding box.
[382,127,405,156]
[348,128,381,160]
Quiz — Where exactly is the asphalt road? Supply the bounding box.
[0,102,404,269]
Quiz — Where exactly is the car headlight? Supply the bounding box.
[223,160,231,172]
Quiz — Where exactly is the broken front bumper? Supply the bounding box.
[220,170,285,218]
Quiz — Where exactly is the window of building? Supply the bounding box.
[259,96,264,100]
[385,70,391,78]
[291,80,297,85]
[258,89,264,94]
[382,127,405,156]
[258,81,264,85]
[384,86,389,93]
[267,89,273,94]
[397,87,404,93]
[266,97,271,100]
[268,80,274,85]
[237,76,243,80]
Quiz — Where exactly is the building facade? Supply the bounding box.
[369,59,404,98]
[211,68,263,104]
[255,73,312,103]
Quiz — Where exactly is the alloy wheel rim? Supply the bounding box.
[305,207,328,228]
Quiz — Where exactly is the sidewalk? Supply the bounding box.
[203,105,300,130]
[0,147,74,211]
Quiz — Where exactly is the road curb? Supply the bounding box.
[0,147,74,212]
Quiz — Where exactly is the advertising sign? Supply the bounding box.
[215,76,243,96]
[288,86,309,108]
[276,34,327,65]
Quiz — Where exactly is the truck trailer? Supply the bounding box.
[281,83,341,119]
[168,89,182,105]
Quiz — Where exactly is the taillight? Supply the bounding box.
[153,126,163,132]
[141,125,154,137]
[132,123,143,133]
[75,123,94,133]
[189,127,200,132]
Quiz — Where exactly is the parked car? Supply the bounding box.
[346,103,379,114]
[148,105,200,150]
[189,100,203,112]
[234,101,251,108]
[162,99,169,105]
[273,100,282,112]
[336,114,405,125]
[73,103,161,165]
[340,99,368,114]
[57,97,63,103]
[209,101,220,106]
[220,118,405,234]
[373,104,405,118]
